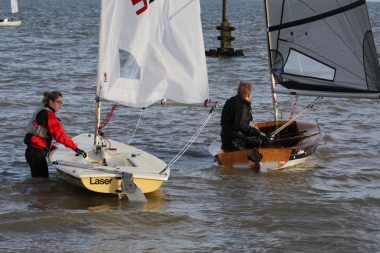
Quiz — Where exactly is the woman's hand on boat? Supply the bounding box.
[75,148,87,158]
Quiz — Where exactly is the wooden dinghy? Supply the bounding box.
[209,120,324,170]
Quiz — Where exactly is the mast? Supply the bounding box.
[263,0,279,123]
[94,0,104,149]
[94,97,101,148]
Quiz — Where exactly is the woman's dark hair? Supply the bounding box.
[42,91,62,105]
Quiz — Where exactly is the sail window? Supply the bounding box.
[284,49,335,81]
[119,49,140,80]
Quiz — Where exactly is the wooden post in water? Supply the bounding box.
[206,0,243,57]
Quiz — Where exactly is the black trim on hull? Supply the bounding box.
[289,143,319,161]
[56,168,82,182]
[56,168,86,189]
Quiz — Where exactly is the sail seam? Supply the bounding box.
[169,0,195,20]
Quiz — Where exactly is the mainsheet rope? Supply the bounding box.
[288,96,299,121]
[270,97,323,137]
[160,107,215,174]
[127,108,145,145]
[99,104,215,174]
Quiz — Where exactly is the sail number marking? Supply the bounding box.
[131,0,148,15]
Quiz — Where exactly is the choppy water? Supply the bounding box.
[1,0,380,252]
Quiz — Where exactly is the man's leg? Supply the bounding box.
[244,137,262,169]
[244,137,261,149]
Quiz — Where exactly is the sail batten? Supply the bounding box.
[265,0,380,95]
[268,0,366,32]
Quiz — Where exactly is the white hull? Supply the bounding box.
[49,133,170,200]
[0,19,21,27]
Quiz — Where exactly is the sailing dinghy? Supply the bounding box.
[0,0,21,27]
[209,0,380,171]
[50,0,214,201]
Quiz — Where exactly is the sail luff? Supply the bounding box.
[10,0,18,14]
[94,1,106,148]
[264,0,279,123]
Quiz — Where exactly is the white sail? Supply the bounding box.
[11,0,18,14]
[97,0,209,108]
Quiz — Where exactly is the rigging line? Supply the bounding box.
[284,96,299,135]
[271,96,322,136]
[166,121,208,168]
[289,96,299,120]
[268,97,294,122]
[89,97,97,114]
[99,104,117,130]
[98,135,112,150]
[169,0,195,20]
[282,99,294,119]
[271,97,323,136]
[167,111,212,167]
[160,108,214,174]
[127,108,145,145]
[271,106,310,136]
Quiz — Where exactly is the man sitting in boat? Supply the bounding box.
[0,11,3,22]
[220,81,268,154]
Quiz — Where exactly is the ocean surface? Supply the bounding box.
[1,0,380,252]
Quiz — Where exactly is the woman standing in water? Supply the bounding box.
[24,91,87,178]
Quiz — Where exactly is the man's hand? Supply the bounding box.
[258,131,269,143]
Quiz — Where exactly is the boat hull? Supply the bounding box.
[209,120,324,170]
[50,133,170,195]
[0,20,21,27]
[55,168,164,194]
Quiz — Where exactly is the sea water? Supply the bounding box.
[0,0,379,252]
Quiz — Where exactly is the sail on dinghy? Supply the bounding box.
[50,0,216,201]
[0,0,21,27]
[209,0,380,170]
